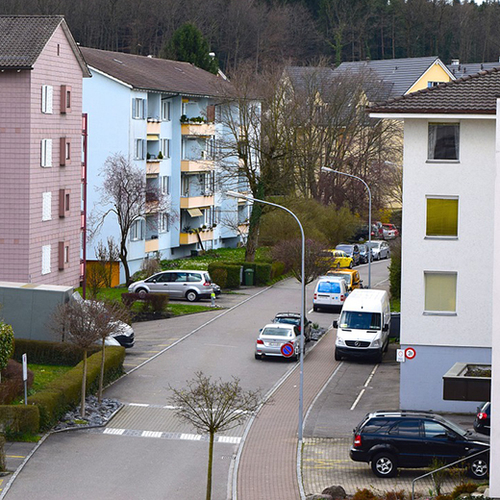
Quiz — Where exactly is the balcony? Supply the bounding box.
[180,229,214,245]
[145,238,159,253]
[147,120,161,135]
[443,362,491,402]
[238,223,249,235]
[180,195,214,209]
[146,160,161,176]
[181,159,214,173]
[181,123,215,137]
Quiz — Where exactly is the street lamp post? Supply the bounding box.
[322,167,372,289]
[226,191,306,441]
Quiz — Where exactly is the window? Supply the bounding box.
[427,81,441,88]
[59,137,71,166]
[161,139,170,159]
[426,197,458,237]
[59,189,70,217]
[161,100,171,121]
[132,98,146,119]
[41,139,52,167]
[41,85,53,114]
[424,421,449,439]
[60,85,72,113]
[135,139,145,160]
[161,176,170,195]
[203,208,213,226]
[130,219,144,241]
[42,245,51,275]
[159,212,170,233]
[428,123,459,160]
[58,241,69,270]
[42,192,52,221]
[424,272,457,313]
[388,420,420,438]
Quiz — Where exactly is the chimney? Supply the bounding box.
[451,59,460,66]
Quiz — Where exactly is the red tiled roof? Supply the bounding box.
[369,67,500,115]
[80,47,233,98]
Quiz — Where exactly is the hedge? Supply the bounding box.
[13,339,100,367]
[0,405,39,437]
[207,264,241,289]
[27,346,125,430]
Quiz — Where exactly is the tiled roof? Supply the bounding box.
[448,61,500,79]
[369,67,500,115]
[0,15,90,76]
[335,56,444,98]
[80,47,233,97]
[285,66,336,92]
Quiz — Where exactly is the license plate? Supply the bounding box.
[268,342,280,346]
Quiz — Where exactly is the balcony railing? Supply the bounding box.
[181,123,215,137]
[180,195,214,209]
[145,238,159,253]
[181,159,214,173]
[180,229,214,245]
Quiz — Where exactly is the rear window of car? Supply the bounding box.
[388,419,421,437]
[262,327,293,337]
[275,317,299,326]
[328,273,352,285]
[361,419,391,435]
[318,281,341,293]
[187,273,202,282]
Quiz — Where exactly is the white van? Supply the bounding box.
[333,289,391,362]
[313,276,348,312]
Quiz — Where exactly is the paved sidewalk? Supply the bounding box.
[237,329,338,499]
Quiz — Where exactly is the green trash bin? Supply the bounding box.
[244,268,254,286]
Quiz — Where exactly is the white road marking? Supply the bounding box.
[218,436,241,444]
[103,428,125,435]
[141,431,163,438]
[180,433,202,441]
[350,364,379,411]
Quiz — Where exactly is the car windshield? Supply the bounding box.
[261,327,293,337]
[366,242,380,249]
[440,418,467,437]
[275,317,299,326]
[339,311,381,330]
[318,281,342,293]
[336,245,351,253]
[327,273,351,285]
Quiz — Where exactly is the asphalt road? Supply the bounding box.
[4,259,391,500]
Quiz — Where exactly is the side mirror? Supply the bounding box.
[383,324,389,332]
[333,320,338,329]
[259,328,262,332]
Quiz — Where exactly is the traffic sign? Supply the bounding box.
[405,347,416,360]
[281,343,294,358]
[396,349,405,363]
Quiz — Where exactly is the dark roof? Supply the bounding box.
[448,61,500,79]
[285,66,336,92]
[0,15,90,75]
[80,47,232,98]
[335,56,446,98]
[369,67,500,115]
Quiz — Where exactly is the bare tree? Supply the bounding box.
[91,153,172,286]
[169,372,262,500]
[52,298,124,416]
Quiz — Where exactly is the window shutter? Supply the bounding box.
[42,245,51,275]
[47,86,53,114]
[207,105,215,123]
[142,99,147,119]
[132,98,136,118]
[60,85,72,113]
[41,86,46,113]
[142,140,146,159]
[46,139,52,167]
[58,241,65,270]
[42,192,52,221]
[141,219,146,239]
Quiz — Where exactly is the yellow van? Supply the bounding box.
[326,269,362,291]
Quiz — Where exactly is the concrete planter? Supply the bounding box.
[442,362,491,401]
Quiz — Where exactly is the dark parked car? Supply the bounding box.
[358,244,372,264]
[272,312,312,342]
[335,244,361,266]
[350,410,489,479]
[474,402,491,436]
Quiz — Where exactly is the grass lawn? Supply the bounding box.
[28,364,73,394]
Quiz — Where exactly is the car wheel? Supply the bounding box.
[254,353,262,360]
[371,453,397,478]
[313,305,319,312]
[468,457,489,479]
[136,288,148,298]
[334,348,341,361]
[186,290,198,302]
[336,262,340,269]
[348,261,353,269]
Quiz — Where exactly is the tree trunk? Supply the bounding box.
[98,338,106,403]
[206,431,215,500]
[81,349,88,417]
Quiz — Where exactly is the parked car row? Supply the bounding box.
[353,222,400,242]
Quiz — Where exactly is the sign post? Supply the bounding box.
[22,353,28,405]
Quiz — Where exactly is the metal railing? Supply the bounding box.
[411,448,490,500]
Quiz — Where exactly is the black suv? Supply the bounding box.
[350,410,489,479]
[473,402,490,436]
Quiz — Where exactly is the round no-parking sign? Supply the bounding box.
[281,343,294,358]
[405,347,416,360]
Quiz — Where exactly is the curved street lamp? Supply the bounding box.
[322,167,372,289]
[226,190,306,441]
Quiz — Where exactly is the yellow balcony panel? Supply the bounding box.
[181,123,215,137]
[147,121,161,135]
[180,195,214,209]
[145,238,159,253]
[146,160,160,175]
[146,200,159,214]
[180,230,214,245]
[181,159,214,173]
[238,223,249,235]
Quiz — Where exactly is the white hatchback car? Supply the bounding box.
[255,323,302,361]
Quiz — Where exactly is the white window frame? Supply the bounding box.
[161,176,170,195]
[132,98,146,119]
[423,271,458,315]
[159,212,170,233]
[130,219,145,241]
[203,208,213,226]
[41,85,53,114]
[428,122,460,161]
[161,100,171,121]
[161,139,170,159]
[135,139,145,160]
[41,139,52,167]
[42,245,51,275]
[42,192,52,221]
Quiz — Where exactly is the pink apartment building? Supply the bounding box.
[0,16,90,286]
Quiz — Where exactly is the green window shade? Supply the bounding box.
[425,273,457,312]
[426,198,458,236]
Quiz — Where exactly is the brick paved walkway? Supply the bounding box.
[237,330,337,500]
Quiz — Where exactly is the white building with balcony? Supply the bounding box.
[81,48,250,280]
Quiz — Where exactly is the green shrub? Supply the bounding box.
[270,261,285,280]
[140,293,169,313]
[27,346,125,430]
[0,405,39,437]
[0,322,15,374]
[254,262,272,285]
[389,239,401,300]
[13,339,99,366]
[210,267,228,289]
[0,359,34,404]
[208,263,241,289]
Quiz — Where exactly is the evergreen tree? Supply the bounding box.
[161,23,218,74]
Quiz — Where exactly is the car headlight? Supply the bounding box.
[336,337,345,346]
[371,339,381,348]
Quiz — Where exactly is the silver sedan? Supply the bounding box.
[255,323,301,360]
